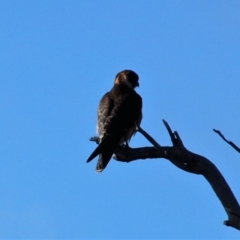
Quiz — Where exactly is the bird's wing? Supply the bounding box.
[97,92,114,138]
[87,92,114,163]
[87,91,142,164]
[104,92,142,137]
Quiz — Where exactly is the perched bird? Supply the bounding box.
[87,70,142,172]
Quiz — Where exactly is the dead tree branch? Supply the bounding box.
[213,129,240,153]
[90,120,240,231]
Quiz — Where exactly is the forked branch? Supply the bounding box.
[90,120,240,231]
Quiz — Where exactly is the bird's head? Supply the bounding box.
[114,70,139,89]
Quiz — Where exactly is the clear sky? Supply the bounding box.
[0,0,240,239]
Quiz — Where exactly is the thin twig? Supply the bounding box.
[136,125,161,148]
[162,119,178,145]
[213,129,240,153]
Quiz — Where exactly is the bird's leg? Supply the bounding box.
[121,141,130,148]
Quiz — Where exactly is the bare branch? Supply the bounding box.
[163,119,178,145]
[90,121,240,231]
[136,125,161,148]
[213,129,240,153]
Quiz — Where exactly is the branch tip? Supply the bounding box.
[162,120,177,145]
[214,129,240,153]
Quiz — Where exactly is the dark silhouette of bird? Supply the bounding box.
[87,70,142,172]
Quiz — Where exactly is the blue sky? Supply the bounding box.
[0,0,240,238]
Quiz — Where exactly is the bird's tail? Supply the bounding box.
[96,151,113,172]
[86,134,119,163]
[86,143,103,163]
[87,133,122,172]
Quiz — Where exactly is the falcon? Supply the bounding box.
[87,70,142,172]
